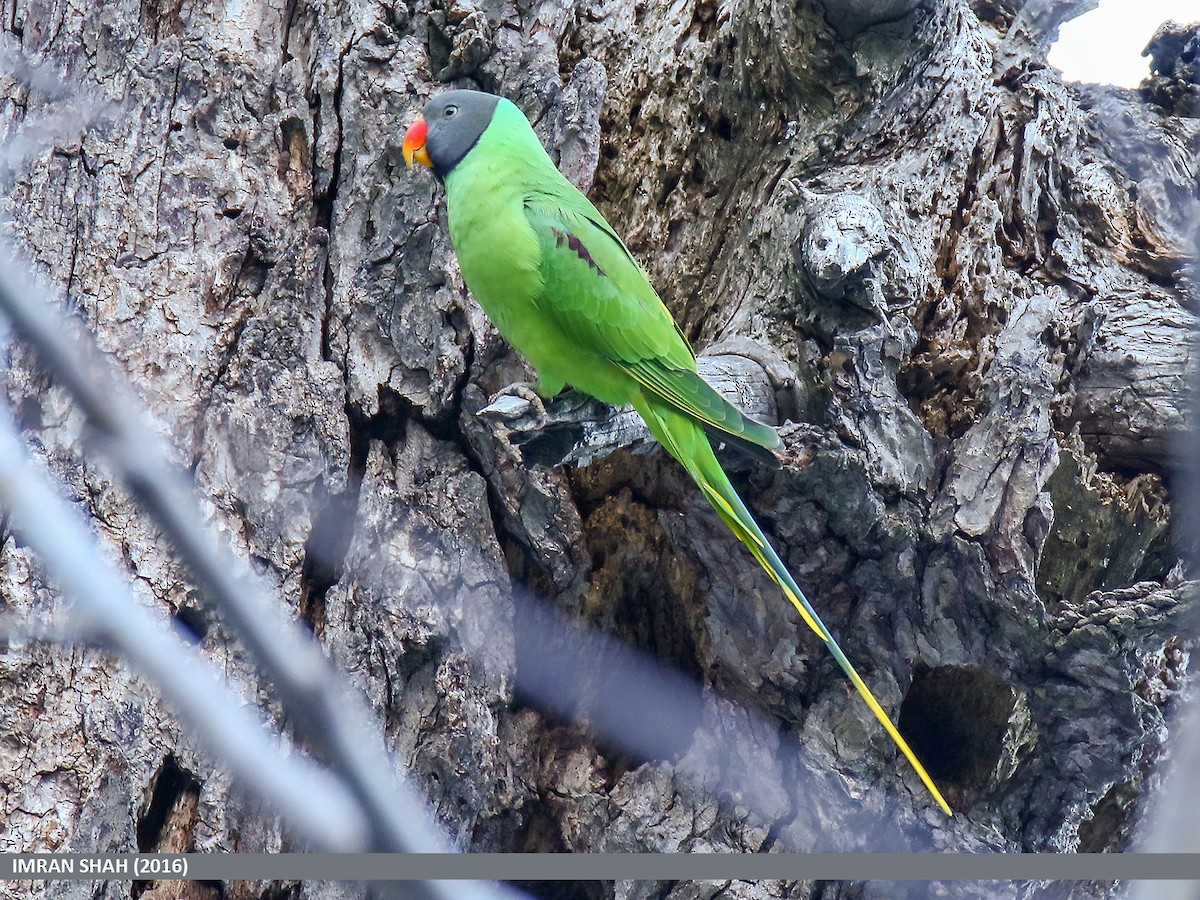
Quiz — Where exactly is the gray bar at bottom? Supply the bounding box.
[3,853,1200,882]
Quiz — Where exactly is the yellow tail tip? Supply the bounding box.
[846,670,953,815]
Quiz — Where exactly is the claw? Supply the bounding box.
[478,382,548,430]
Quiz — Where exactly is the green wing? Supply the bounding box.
[523,195,781,454]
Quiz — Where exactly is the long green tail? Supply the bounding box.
[635,395,952,816]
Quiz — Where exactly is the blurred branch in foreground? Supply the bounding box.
[1125,17,1200,897]
[0,406,368,851]
[512,591,956,853]
[0,250,522,899]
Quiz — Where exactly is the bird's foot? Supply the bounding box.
[778,176,814,207]
[478,381,549,430]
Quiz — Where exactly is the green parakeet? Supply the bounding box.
[404,89,951,816]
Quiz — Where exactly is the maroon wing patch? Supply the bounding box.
[551,227,606,277]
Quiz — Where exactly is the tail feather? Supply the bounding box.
[635,395,952,816]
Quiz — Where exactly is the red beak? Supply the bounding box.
[403,116,430,169]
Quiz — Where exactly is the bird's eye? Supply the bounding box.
[444,105,458,118]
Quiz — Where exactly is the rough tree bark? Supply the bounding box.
[1,0,1197,896]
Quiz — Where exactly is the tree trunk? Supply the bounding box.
[2,0,1197,895]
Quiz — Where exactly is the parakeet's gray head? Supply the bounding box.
[403,90,501,179]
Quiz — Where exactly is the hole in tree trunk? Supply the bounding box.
[134,756,223,898]
[136,754,201,852]
[898,664,1035,810]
